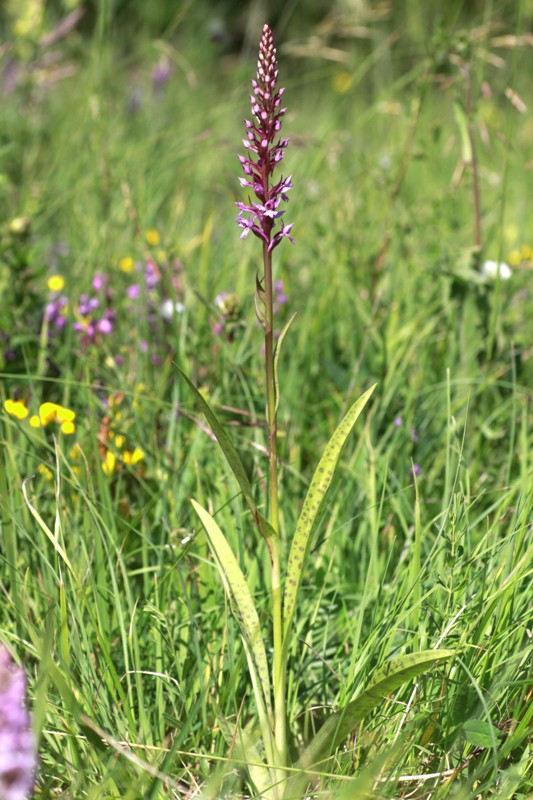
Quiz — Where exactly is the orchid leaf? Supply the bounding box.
[178,367,276,543]
[216,715,277,800]
[293,649,455,784]
[282,384,376,648]
[331,739,405,800]
[191,500,272,724]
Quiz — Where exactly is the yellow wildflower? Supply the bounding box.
[520,245,532,261]
[123,447,144,465]
[38,464,53,481]
[39,402,76,427]
[8,217,31,235]
[60,420,75,435]
[119,256,135,273]
[332,71,353,94]
[29,415,41,428]
[47,275,65,292]
[69,444,81,459]
[102,451,116,476]
[3,399,29,420]
[508,249,522,266]
[145,229,160,246]
[114,434,125,449]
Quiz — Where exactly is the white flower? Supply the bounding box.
[160,299,185,320]
[481,260,511,281]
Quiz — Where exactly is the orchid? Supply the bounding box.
[0,647,36,800]
[236,24,294,253]
[183,26,454,800]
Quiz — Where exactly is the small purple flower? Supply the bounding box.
[394,416,402,427]
[45,296,68,332]
[152,58,172,92]
[127,284,140,300]
[0,646,36,800]
[236,24,294,252]
[92,272,108,292]
[273,279,288,312]
[409,463,421,479]
[78,295,99,316]
[144,260,160,290]
[96,318,113,335]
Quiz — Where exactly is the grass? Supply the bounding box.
[1,3,532,798]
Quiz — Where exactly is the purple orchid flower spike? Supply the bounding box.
[236,24,294,252]
[0,646,36,800]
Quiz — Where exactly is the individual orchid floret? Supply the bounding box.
[235,24,294,251]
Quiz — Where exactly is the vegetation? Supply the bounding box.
[1,1,532,798]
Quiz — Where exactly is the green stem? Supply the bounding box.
[263,243,278,533]
[263,242,286,770]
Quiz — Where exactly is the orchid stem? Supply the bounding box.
[263,242,286,769]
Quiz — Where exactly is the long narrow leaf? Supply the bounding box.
[191,500,273,723]
[22,476,75,577]
[217,715,278,800]
[296,649,455,773]
[178,366,276,544]
[283,385,376,646]
[331,739,405,800]
[284,738,404,800]
[274,312,297,415]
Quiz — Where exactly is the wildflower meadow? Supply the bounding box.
[1,2,532,798]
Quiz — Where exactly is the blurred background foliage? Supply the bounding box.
[2,0,533,62]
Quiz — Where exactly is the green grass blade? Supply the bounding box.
[453,100,473,164]
[282,384,376,646]
[190,499,273,723]
[178,366,276,543]
[22,476,75,578]
[296,649,455,774]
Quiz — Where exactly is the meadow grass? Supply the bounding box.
[1,6,532,798]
